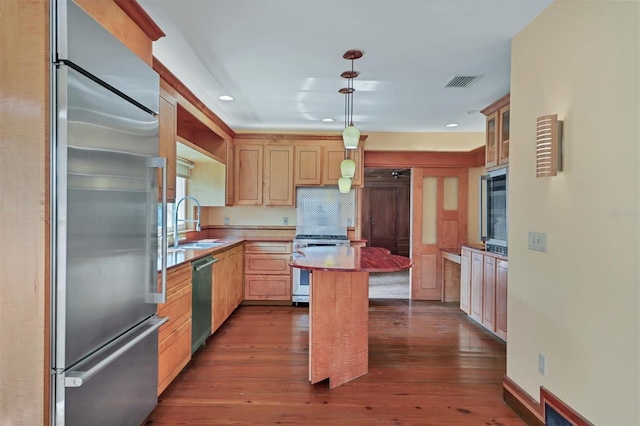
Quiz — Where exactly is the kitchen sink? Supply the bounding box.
[179,242,224,249]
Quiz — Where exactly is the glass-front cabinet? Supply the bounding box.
[498,105,510,165]
[482,94,510,170]
[485,111,498,168]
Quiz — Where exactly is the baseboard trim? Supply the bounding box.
[503,376,544,425]
[503,376,594,426]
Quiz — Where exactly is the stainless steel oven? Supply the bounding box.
[479,167,508,255]
[292,235,350,304]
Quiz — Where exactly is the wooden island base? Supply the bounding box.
[309,270,369,388]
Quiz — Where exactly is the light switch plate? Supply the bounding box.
[283,217,289,225]
[224,217,229,225]
[528,231,548,252]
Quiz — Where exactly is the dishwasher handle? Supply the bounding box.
[193,256,218,272]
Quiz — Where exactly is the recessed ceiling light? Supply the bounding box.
[218,95,234,101]
[321,118,334,122]
[446,123,459,128]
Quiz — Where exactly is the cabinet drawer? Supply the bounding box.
[158,320,191,395]
[245,242,291,254]
[245,275,291,301]
[158,284,192,350]
[161,263,191,296]
[245,254,291,275]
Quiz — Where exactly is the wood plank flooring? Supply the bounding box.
[146,300,525,425]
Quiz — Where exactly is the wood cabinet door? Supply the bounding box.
[323,145,363,187]
[495,259,508,340]
[159,81,177,203]
[323,146,344,185]
[459,249,471,314]
[225,140,234,206]
[234,144,263,205]
[498,105,510,166]
[294,145,322,185]
[366,187,398,254]
[482,255,496,331]
[264,145,294,206]
[485,111,498,169]
[212,256,228,332]
[470,252,484,322]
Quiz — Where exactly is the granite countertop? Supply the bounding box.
[159,237,244,271]
[290,246,412,273]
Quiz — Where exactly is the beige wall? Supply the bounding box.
[467,166,485,245]
[237,130,485,152]
[509,1,639,424]
[0,0,48,424]
[364,132,484,152]
[204,206,297,226]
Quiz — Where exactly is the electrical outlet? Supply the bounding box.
[528,231,548,252]
[283,217,289,225]
[538,353,546,376]
[224,217,229,225]
[347,218,353,226]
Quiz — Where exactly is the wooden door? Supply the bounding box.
[264,145,294,206]
[470,252,483,322]
[234,144,263,205]
[411,168,468,300]
[212,253,228,332]
[482,255,496,332]
[495,259,508,340]
[225,140,234,206]
[459,249,471,314]
[366,187,398,254]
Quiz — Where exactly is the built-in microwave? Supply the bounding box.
[479,167,508,256]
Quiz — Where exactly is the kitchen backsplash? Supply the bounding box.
[296,188,356,228]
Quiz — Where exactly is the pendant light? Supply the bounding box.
[339,86,357,178]
[338,176,352,193]
[341,50,362,149]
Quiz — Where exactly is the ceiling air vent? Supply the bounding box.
[444,75,482,88]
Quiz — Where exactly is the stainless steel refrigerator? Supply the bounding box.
[51,1,168,424]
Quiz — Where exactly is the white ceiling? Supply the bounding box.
[139,0,553,134]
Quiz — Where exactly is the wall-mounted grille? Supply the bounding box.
[536,114,563,177]
[444,75,482,88]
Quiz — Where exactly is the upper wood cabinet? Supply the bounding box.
[323,145,363,187]
[159,79,177,203]
[264,145,294,206]
[234,144,264,205]
[295,145,322,185]
[498,105,510,165]
[481,94,510,170]
[231,134,368,205]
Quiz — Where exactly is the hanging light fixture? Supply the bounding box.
[341,49,363,149]
[338,176,352,193]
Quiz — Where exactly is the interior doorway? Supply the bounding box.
[364,168,411,299]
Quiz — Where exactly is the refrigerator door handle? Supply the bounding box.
[479,175,488,242]
[65,315,168,388]
[148,156,168,303]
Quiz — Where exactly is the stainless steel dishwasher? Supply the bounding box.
[191,255,216,354]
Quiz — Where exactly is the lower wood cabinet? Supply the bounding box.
[212,244,244,332]
[157,263,192,395]
[460,247,507,341]
[459,249,471,314]
[244,242,292,301]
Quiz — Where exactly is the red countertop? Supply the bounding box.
[290,246,412,273]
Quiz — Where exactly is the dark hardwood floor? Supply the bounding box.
[146,300,525,425]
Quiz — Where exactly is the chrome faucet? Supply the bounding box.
[173,196,201,247]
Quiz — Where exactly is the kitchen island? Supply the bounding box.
[290,246,412,388]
